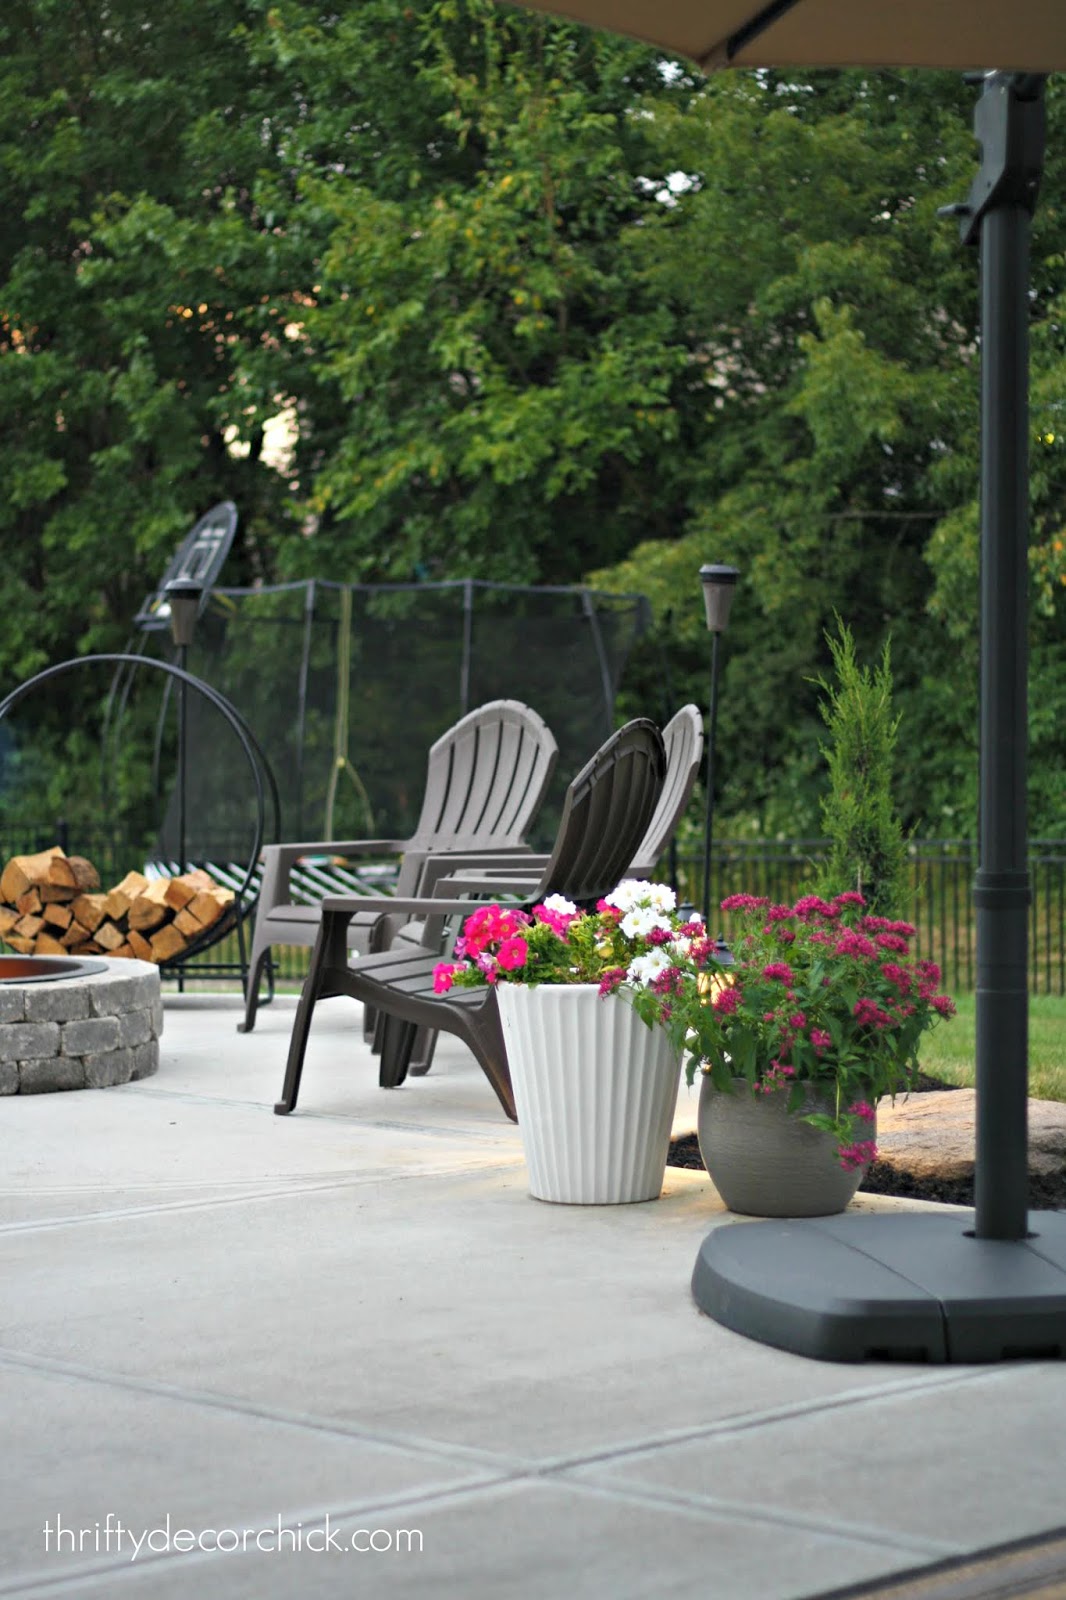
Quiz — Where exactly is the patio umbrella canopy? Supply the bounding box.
[502,0,1066,72]
[495,0,1066,1361]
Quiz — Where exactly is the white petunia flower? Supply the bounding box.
[541,894,577,916]
[620,907,671,940]
[646,882,677,913]
[626,949,672,987]
[668,936,693,960]
[605,878,654,914]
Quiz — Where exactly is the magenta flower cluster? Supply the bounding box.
[659,889,958,1173]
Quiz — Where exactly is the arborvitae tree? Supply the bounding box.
[813,621,910,918]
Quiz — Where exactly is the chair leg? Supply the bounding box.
[406,1025,438,1076]
[237,945,271,1034]
[274,976,319,1115]
[274,911,352,1115]
[378,1012,419,1089]
[466,999,516,1121]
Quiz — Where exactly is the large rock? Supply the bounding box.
[876,1089,1066,1179]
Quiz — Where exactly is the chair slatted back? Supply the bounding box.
[399,701,557,896]
[627,705,704,878]
[536,720,666,906]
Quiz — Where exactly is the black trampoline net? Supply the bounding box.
[149,580,651,852]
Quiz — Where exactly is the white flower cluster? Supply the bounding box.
[541,894,577,916]
[601,880,704,988]
[605,879,676,915]
[627,949,673,987]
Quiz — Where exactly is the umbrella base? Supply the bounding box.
[692,1210,1066,1362]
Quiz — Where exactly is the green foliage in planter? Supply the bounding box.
[812,620,910,918]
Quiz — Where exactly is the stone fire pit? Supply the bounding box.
[0,956,162,1094]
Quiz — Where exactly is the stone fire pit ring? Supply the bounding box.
[0,956,163,1094]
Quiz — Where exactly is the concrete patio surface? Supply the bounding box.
[2,990,1064,1599]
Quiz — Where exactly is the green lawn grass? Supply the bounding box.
[918,994,1066,1102]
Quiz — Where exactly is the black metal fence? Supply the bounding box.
[1,822,1063,995]
[673,839,1066,997]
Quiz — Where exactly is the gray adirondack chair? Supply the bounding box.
[273,718,667,1121]
[238,699,557,1032]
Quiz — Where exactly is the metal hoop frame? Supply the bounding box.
[0,654,281,974]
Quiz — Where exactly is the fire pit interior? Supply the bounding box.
[0,955,162,1094]
[0,955,109,983]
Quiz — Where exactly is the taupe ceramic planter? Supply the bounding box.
[697,1075,873,1217]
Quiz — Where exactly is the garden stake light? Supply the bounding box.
[698,563,738,928]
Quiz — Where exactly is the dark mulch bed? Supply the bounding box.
[667,1073,1066,1211]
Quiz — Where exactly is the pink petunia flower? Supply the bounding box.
[496,936,529,972]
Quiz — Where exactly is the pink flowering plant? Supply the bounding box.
[432,880,711,998]
[634,890,957,1171]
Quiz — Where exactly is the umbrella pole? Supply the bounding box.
[969,73,1046,1240]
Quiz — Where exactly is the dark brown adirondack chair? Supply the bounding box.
[274,718,667,1121]
[238,700,557,1032]
[389,703,703,1078]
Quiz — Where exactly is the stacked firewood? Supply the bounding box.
[0,846,234,964]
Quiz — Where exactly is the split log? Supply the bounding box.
[185,889,230,931]
[93,921,126,953]
[14,913,44,940]
[66,856,101,892]
[163,877,199,912]
[149,923,187,963]
[5,936,34,954]
[16,889,42,916]
[61,920,92,948]
[0,847,65,904]
[44,856,78,890]
[128,897,168,934]
[0,907,20,938]
[42,903,73,931]
[38,883,77,904]
[102,870,150,922]
[126,929,155,962]
[70,893,107,933]
[33,932,67,955]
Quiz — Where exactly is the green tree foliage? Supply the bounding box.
[273,0,696,582]
[0,0,331,681]
[594,70,1066,838]
[1,8,1063,840]
[811,622,909,917]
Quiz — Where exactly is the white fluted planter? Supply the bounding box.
[496,983,683,1204]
